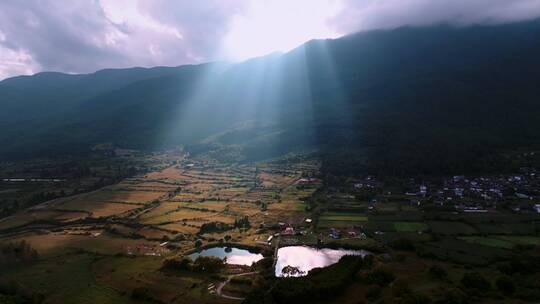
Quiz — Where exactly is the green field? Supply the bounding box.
[428,221,478,235]
[318,212,368,228]
[458,236,515,249]
[394,222,429,232]
[320,213,368,222]
[496,235,540,246]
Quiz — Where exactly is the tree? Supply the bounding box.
[461,272,491,291]
[495,276,515,295]
[234,216,251,229]
[428,265,447,280]
[193,256,224,273]
[367,267,395,287]
[162,257,192,271]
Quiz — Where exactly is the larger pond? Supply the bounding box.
[275,246,371,277]
[188,247,264,266]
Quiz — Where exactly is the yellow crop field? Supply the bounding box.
[58,200,141,217]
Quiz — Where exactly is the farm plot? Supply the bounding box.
[139,208,218,225]
[318,212,368,228]
[137,227,177,240]
[144,166,189,181]
[57,201,142,218]
[474,222,536,235]
[458,236,515,249]
[1,253,126,304]
[394,222,429,232]
[208,187,249,200]
[226,203,262,216]
[2,231,161,256]
[326,201,368,213]
[114,181,179,192]
[258,172,296,188]
[428,221,478,235]
[0,214,35,231]
[138,201,185,220]
[159,222,200,234]
[416,238,510,265]
[235,189,280,203]
[459,235,540,249]
[496,235,540,246]
[96,190,166,204]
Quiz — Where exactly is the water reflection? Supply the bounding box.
[188,247,263,266]
[275,246,370,277]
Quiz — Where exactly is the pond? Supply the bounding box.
[275,246,371,277]
[188,246,264,266]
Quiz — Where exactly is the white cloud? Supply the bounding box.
[331,0,540,32]
[0,46,40,80]
[221,0,344,60]
[1,0,540,80]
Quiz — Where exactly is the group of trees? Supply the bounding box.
[198,221,232,234]
[0,281,44,304]
[0,241,38,266]
[234,216,250,229]
[162,256,225,273]
[244,256,364,304]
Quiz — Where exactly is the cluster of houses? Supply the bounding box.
[404,170,540,213]
[273,220,367,243]
[350,169,540,214]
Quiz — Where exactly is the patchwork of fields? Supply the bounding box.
[0,152,322,303]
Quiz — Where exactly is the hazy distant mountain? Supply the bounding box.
[2,19,540,174]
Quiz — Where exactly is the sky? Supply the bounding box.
[1,0,540,80]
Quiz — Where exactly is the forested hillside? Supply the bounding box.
[2,19,540,174]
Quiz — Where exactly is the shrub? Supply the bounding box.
[392,279,411,297]
[495,276,515,295]
[230,276,252,285]
[438,288,468,304]
[271,256,363,303]
[461,272,491,291]
[0,241,39,265]
[162,257,192,271]
[131,287,152,301]
[398,293,432,304]
[367,267,396,287]
[391,239,415,251]
[192,256,224,273]
[366,285,382,300]
[428,265,447,280]
[234,216,251,229]
[199,221,232,234]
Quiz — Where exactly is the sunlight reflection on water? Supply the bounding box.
[188,247,264,266]
[275,246,370,277]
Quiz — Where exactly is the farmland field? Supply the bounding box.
[2,149,540,304]
[458,236,515,249]
[393,222,429,232]
[428,221,478,235]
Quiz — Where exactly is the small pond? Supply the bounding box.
[188,247,264,266]
[275,246,371,277]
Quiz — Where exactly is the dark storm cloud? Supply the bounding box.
[331,0,540,32]
[1,0,540,80]
[0,1,126,76]
[0,0,241,79]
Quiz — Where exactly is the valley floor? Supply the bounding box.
[1,150,539,303]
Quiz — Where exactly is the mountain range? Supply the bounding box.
[2,19,540,175]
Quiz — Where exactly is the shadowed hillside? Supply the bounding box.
[2,19,540,174]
